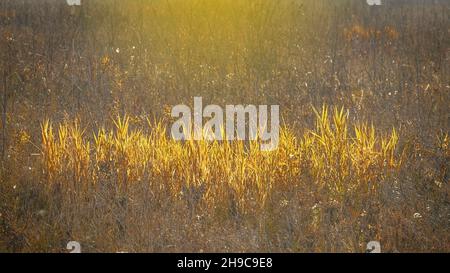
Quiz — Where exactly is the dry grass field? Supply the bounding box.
[0,0,449,252]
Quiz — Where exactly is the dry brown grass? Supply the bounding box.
[0,0,449,252]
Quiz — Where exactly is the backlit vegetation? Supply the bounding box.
[0,0,449,252]
[40,107,400,212]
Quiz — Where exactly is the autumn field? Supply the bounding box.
[0,0,449,252]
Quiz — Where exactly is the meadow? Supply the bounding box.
[0,0,449,252]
